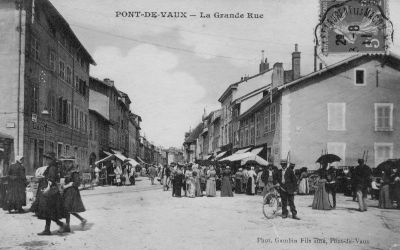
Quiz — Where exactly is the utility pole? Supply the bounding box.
[16,0,23,156]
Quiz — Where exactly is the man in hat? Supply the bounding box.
[5,155,26,213]
[274,160,300,220]
[353,159,372,212]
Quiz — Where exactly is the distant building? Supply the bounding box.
[0,0,95,174]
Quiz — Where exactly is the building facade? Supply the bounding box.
[0,0,95,174]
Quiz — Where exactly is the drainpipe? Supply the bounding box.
[17,0,23,156]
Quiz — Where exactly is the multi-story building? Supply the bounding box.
[0,0,95,174]
[128,112,141,159]
[238,53,400,168]
[88,109,111,166]
[89,77,132,160]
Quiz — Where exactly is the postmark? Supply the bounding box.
[317,0,393,55]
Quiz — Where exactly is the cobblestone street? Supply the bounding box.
[0,177,399,250]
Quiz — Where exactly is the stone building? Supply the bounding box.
[0,0,95,174]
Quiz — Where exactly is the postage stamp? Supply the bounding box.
[318,0,393,55]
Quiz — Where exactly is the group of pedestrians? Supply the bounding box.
[1,152,88,235]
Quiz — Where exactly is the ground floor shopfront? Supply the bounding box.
[22,117,89,175]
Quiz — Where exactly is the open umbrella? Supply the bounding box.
[316,154,341,164]
[375,159,400,174]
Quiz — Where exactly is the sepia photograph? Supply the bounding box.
[0,0,400,249]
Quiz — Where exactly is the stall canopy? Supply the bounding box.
[103,151,112,156]
[137,157,148,165]
[220,152,269,166]
[95,154,114,165]
[124,158,139,167]
[250,147,263,155]
[219,147,251,162]
[111,150,127,162]
[215,151,226,159]
[235,147,252,155]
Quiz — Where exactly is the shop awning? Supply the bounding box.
[220,152,269,166]
[124,158,139,167]
[235,147,251,154]
[103,151,112,156]
[95,154,114,165]
[137,157,148,165]
[215,151,226,159]
[250,147,263,155]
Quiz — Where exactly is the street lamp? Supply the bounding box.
[41,108,50,154]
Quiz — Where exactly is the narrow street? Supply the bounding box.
[0,177,399,250]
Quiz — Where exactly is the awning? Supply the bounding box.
[240,153,269,166]
[215,151,226,159]
[124,158,139,167]
[95,154,114,165]
[103,151,112,156]
[251,147,263,155]
[220,152,269,166]
[235,147,251,154]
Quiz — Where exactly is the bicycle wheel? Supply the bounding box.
[263,193,279,219]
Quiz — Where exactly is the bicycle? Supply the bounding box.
[262,186,282,219]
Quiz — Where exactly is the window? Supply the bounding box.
[327,142,346,166]
[375,103,393,131]
[59,60,65,79]
[89,120,93,140]
[74,108,79,129]
[32,37,39,60]
[66,66,72,84]
[264,106,270,132]
[75,76,79,90]
[49,51,56,71]
[374,143,393,167]
[270,104,276,131]
[250,117,255,145]
[62,99,67,124]
[354,69,366,85]
[256,113,261,138]
[84,114,88,133]
[328,103,346,131]
[67,102,71,126]
[80,111,84,131]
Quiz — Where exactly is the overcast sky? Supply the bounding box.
[51,0,400,148]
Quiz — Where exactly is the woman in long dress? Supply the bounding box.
[298,168,309,195]
[379,169,392,209]
[173,167,184,197]
[114,164,123,186]
[261,165,275,196]
[246,167,257,195]
[220,167,233,197]
[36,153,66,235]
[312,166,331,210]
[206,166,217,197]
[62,161,87,232]
[4,156,26,213]
[235,168,243,194]
[391,168,400,209]
[193,166,202,197]
[185,168,195,198]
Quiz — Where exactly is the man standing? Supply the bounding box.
[148,165,157,185]
[353,159,372,212]
[274,160,300,220]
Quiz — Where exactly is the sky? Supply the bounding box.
[50,0,400,148]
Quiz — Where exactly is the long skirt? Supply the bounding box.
[235,179,243,194]
[173,178,182,197]
[0,182,6,208]
[221,177,233,197]
[263,182,274,197]
[298,178,309,195]
[312,181,331,210]
[195,179,202,197]
[4,179,26,210]
[63,187,85,213]
[206,179,216,197]
[35,187,65,220]
[379,185,392,209]
[392,182,400,204]
[246,177,255,195]
[187,180,195,198]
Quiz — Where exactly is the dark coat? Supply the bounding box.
[5,162,26,210]
[273,168,297,194]
[353,164,372,190]
[63,171,85,213]
[35,162,65,220]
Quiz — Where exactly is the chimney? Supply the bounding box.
[272,63,284,87]
[259,50,269,73]
[292,44,301,80]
